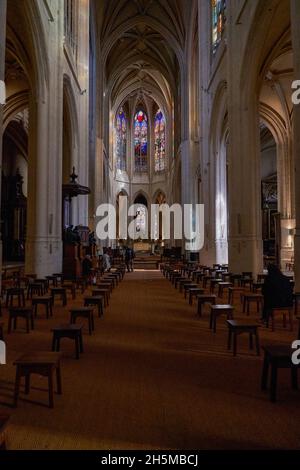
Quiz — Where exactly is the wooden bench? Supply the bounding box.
[70,308,95,335]
[13,352,62,408]
[226,320,260,356]
[52,324,83,359]
[210,305,234,333]
[261,345,298,402]
[8,308,34,334]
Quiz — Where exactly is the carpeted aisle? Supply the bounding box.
[1,269,300,449]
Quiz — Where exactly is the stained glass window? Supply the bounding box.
[115,108,127,171]
[134,110,148,172]
[154,109,166,172]
[212,0,226,53]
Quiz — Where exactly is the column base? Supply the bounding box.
[228,236,263,276]
[25,238,63,277]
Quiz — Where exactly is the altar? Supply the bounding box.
[133,241,151,252]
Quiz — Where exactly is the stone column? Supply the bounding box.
[0,0,7,285]
[226,4,263,277]
[25,0,63,278]
[291,0,300,290]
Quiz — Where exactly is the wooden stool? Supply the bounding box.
[251,282,264,293]
[84,296,104,317]
[105,274,119,286]
[226,320,260,356]
[189,288,205,305]
[92,288,109,307]
[197,295,216,316]
[174,277,186,289]
[8,308,34,334]
[210,305,234,333]
[230,274,242,287]
[242,293,263,315]
[261,345,298,402]
[268,307,294,331]
[228,287,244,304]
[51,288,67,306]
[210,279,222,294]
[5,288,25,308]
[70,308,94,335]
[179,280,193,293]
[218,282,233,298]
[52,324,83,359]
[62,282,76,300]
[97,281,113,294]
[76,277,87,294]
[0,413,10,449]
[13,352,62,408]
[27,282,43,299]
[35,279,48,294]
[184,283,198,298]
[0,321,3,341]
[294,292,300,317]
[46,275,58,287]
[53,273,64,284]
[203,275,214,289]
[32,296,53,319]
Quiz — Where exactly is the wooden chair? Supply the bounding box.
[210,305,234,333]
[261,345,298,402]
[226,320,260,356]
[52,324,83,359]
[70,308,94,335]
[13,352,62,408]
[8,308,34,334]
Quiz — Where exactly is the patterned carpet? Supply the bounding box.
[0,269,299,449]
